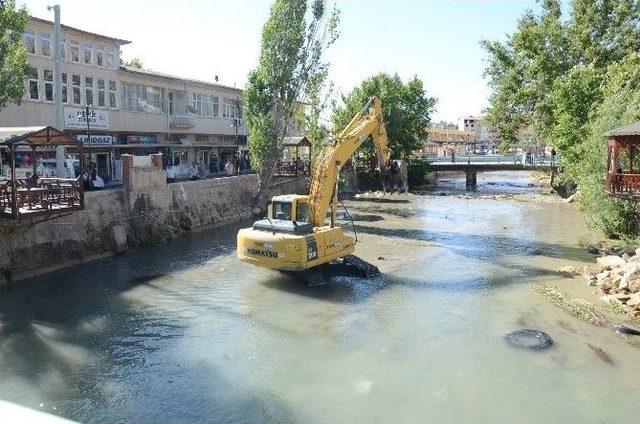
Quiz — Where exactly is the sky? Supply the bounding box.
[20,0,541,122]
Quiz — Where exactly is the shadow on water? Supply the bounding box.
[347,197,410,204]
[0,222,300,424]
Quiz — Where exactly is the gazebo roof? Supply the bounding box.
[283,136,311,147]
[605,122,640,138]
[0,126,81,147]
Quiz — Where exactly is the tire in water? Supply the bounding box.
[614,323,640,336]
[504,329,553,350]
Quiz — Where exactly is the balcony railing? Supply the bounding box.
[606,172,640,197]
[169,115,194,128]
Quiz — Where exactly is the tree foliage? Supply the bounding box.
[244,0,339,203]
[125,58,143,69]
[0,0,29,110]
[483,0,640,238]
[331,73,436,166]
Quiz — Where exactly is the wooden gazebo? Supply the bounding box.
[0,126,84,219]
[275,136,312,177]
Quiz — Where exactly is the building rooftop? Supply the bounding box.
[605,122,640,138]
[30,16,131,45]
[121,66,243,93]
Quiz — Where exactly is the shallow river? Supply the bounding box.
[1,172,639,423]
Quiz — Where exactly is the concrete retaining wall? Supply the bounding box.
[0,172,309,284]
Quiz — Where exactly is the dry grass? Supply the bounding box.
[533,285,607,326]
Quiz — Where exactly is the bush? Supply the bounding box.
[407,158,431,188]
[356,169,383,191]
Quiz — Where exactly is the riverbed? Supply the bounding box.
[1,171,639,423]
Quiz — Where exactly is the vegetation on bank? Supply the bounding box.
[483,0,640,239]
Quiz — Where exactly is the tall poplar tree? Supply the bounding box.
[0,0,29,110]
[244,0,339,206]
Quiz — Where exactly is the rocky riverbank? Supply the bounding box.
[582,252,640,321]
[556,250,640,322]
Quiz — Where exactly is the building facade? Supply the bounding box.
[420,125,476,156]
[458,116,499,151]
[0,16,248,183]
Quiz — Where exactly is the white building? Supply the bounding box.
[0,16,248,183]
[457,115,499,152]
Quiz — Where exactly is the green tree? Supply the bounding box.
[0,0,29,110]
[301,66,332,161]
[572,54,640,237]
[245,0,339,206]
[331,73,436,166]
[481,0,572,147]
[483,0,640,237]
[125,57,143,69]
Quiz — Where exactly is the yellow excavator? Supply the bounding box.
[237,96,402,276]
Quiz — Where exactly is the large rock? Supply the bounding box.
[557,265,579,278]
[583,264,605,276]
[620,262,640,287]
[627,293,640,308]
[597,255,626,269]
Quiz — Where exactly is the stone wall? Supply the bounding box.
[0,174,259,283]
[0,151,311,284]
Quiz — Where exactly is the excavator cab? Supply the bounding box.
[267,195,311,223]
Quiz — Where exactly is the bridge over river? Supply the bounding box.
[423,155,559,189]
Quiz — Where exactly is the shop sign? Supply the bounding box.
[127,135,158,144]
[64,107,109,130]
[75,134,118,146]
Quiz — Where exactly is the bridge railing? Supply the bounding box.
[421,154,557,167]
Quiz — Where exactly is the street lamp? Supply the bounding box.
[231,97,244,173]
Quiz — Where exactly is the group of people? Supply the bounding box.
[166,153,251,184]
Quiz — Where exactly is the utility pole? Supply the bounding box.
[48,4,64,176]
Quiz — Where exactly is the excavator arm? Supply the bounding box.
[308,96,391,227]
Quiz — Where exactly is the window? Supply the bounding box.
[124,83,165,113]
[82,42,92,64]
[70,40,79,62]
[96,45,104,67]
[222,97,242,119]
[40,32,51,57]
[198,151,210,167]
[97,79,105,107]
[24,30,36,54]
[44,69,53,101]
[272,201,292,220]
[191,93,218,117]
[28,67,39,100]
[105,46,116,68]
[108,80,117,108]
[171,151,187,166]
[85,77,94,105]
[62,73,68,103]
[72,74,81,104]
[296,202,311,223]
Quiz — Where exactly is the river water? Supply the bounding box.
[1,171,639,423]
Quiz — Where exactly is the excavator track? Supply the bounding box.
[342,255,381,277]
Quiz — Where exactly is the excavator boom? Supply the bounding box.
[308,96,391,227]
